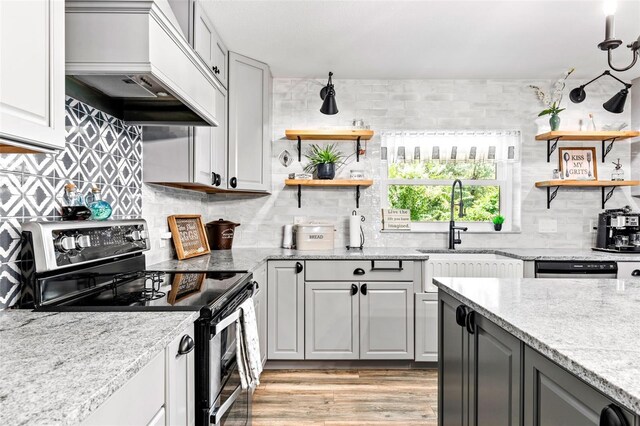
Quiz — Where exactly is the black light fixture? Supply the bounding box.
[597,0,640,72]
[320,72,338,115]
[569,70,632,114]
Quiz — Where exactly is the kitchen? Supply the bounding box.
[2,0,640,425]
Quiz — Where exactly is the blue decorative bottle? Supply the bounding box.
[87,186,112,221]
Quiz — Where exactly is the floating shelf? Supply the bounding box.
[535,180,640,209]
[535,131,640,163]
[285,179,373,208]
[285,129,375,161]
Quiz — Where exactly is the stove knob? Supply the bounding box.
[76,235,91,250]
[55,236,76,252]
[125,230,142,242]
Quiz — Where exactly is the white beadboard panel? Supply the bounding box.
[424,257,523,292]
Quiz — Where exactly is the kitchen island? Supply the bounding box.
[434,276,640,425]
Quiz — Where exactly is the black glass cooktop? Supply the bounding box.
[37,270,252,312]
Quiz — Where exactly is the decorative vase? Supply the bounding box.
[549,114,561,131]
[317,163,335,180]
[494,224,503,231]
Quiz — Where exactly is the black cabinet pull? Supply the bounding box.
[465,310,476,335]
[600,404,629,426]
[632,270,640,277]
[229,177,237,188]
[370,260,403,271]
[211,172,216,186]
[215,173,221,186]
[351,284,358,296]
[455,305,468,327]
[353,268,365,276]
[177,335,195,356]
[212,65,220,74]
[360,283,367,295]
[295,262,303,274]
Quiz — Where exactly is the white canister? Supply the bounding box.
[350,169,365,180]
[282,224,294,249]
[295,223,335,250]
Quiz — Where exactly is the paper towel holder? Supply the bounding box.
[346,210,365,250]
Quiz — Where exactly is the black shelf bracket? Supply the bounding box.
[546,186,560,209]
[356,185,361,208]
[296,184,302,208]
[546,137,560,163]
[602,186,616,209]
[297,136,302,162]
[601,138,618,163]
[356,136,362,162]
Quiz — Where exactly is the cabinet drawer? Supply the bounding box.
[617,262,640,279]
[305,260,413,282]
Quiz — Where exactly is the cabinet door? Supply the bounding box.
[193,1,214,69]
[166,324,196,426]
[267,261,304,359]
[253,262,268,366]
[211,87,228,189]
[211,30,228,88]
[359,282,414,360]
[228,52,271,192]
[192,126,213,186]
[524,346,635,426]
[0,0,65,152]
[469,314,521,426]
[438,291,468,426]
[305,282,359,360]
[415,293,438,362]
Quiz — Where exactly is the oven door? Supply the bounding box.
[210,359,249,425]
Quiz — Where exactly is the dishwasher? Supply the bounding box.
[535,261,618,278]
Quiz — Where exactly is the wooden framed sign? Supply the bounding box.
[558,147,597,181]
[167,273,206,305]
[382,209,411,230]
[167,215,210,260]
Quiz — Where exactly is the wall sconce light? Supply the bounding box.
[320,72,338,115]
[569,70,632,114]
[597,0,640,72]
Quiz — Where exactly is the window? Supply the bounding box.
[380,131,520,232]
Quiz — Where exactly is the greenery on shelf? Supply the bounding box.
[387,161,500,222]
[537,101,565,117]
[492,215,505,225]
[303,144,344,173]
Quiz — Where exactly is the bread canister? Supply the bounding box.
[295,223,335,250]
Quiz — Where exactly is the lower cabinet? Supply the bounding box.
[253,262,268,366]
[267,261,305,359]
[414,293,438,362]
[166,324,196,426]
[524,346,634,426]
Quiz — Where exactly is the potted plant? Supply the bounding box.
[492,215,505,231]
[304,144,344,180]
[537,102,566,131]
[529,68,574,131]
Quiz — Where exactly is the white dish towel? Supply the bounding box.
[235,298,263,390]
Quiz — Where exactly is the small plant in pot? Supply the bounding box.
[304,144,344,180]
[492,215,505,231]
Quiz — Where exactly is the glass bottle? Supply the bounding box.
[611,159,624,181]
[61,183,91,221]
[86,186,112,221]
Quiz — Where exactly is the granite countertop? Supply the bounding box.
[0,310,198,425]
[421,248,640,261]
[434,276,640,415]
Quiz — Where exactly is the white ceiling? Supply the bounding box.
[208,0,640,80]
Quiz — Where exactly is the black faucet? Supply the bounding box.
[448,179,468,250]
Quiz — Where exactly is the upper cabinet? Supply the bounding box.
[228,52,272,192]
[0,0,65,153]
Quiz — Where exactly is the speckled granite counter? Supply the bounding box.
[0,310,198,425]
[422,248,640,261]
[434,277,640,415]
[148,247,431,272]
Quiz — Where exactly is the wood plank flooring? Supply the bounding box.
[252,369,438,425]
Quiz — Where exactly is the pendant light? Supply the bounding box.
[597,0,640,72]
[568,70,632,114]
[320,72,338,115]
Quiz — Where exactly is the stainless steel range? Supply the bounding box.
[18,219,252,426]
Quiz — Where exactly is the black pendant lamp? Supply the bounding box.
[320,72,338,115]
[568,70,632,114]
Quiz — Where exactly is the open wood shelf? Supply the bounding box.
[285,179,373,208]
[535,131,640,163]
[534,180,640,209]
[285,129,375,162]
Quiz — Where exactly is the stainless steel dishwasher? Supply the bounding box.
[535,261,618,278]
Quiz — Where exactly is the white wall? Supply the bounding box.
[143,77,637,265]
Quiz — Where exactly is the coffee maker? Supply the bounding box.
[594,208,640,252]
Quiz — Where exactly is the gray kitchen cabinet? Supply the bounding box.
[253,262,268,366]
[360,282,414,360]
[414,293,438,362]
[166,324,196,426]
[305,282,359,360]
[439,291,521,426]
[267,261,304,360]
[0,0,65,153]
[228,52,272,192]
[524,346,635,426]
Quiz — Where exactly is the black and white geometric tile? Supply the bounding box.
[0,96,143,309]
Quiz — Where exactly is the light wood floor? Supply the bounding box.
[252,369,438,425]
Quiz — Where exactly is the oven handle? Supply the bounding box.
[209,384,242,425]
[212,281,256,337]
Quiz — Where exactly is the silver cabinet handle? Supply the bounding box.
[177,335,194,356]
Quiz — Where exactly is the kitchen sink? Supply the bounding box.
[417,250,512,260]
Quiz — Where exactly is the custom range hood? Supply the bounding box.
[65,0,219,126]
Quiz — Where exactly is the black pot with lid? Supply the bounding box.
[205,219,240,250]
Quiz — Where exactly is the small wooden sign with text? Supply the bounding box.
[167,215,211,260]
[382,209,411,230]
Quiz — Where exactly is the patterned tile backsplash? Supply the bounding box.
[0,97,142,308]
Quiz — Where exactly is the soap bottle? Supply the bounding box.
[61,183,92,221]
[86,186,112,221]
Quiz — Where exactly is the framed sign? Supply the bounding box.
[558,147,597,181]
[167,273,206,305]
[382,209,411,230]
[167,215,210,260]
